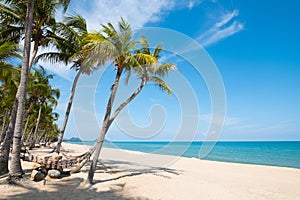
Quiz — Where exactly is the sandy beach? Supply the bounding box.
[0,142,300,200]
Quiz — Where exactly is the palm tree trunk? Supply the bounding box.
[23,101,34,121]
[54,69,82,153]
[86,70,147,183]
[29,104,42,149]
[0,100,18,176]
[0,108,9,143]
[87,67,123,184]
[9,0,34,178]
[86,77,146,184]
[46,76,147,179]
[37,130,45,144]
[21,114,30,144]
[25,127,34,143]
[42,130,49,143]
[109,78,146,124]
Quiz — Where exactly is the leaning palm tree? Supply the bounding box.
[35,14,97,153]
[82,19,177,184]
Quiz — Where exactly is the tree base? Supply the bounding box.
[51,145,61,154]
[7,174,23,184]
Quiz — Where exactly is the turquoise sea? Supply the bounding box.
[67,141,300,169]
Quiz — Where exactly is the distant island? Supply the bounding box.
[63,137,82,142]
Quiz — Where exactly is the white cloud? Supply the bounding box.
[221,120,300,140]
[67,0,204,30]
[35,46,75,80]
[229,120,300,134]
[199,113,242,126]
[216,9,239,28]
[39,60,74,80]
[197,9,244,47]
[48,1,243,78]
[188,0,195,9]
[68,0,174,30]
[49,0,202,78]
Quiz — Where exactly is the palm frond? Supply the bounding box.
[0,3,22,20]
[133,53,157,65]
[64,13,87,34]
[139,35,150,55]
[124,68,131,85]
[34,52,68,65]
[0,41,20,60]
[81,38,117,68]
[58,0,71,12]
[152,43,163,59]
[149,76,172,96]
[118,17,131,33]
[153,63,177,77]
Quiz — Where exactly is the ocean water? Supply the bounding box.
[68,141,300,169]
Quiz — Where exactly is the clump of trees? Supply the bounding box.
[0,0,177,184]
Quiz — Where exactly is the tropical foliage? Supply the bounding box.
[0,0,69,177]
[82,19,177,184]
[35,13,97,153]
[0,0,177,184]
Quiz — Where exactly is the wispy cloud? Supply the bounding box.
[197,9,244,47]
[200,113,243,126]
[50,1,243,78]
[188,0,195,10]
[35,47,75,81]
[228,120,300,134]
[66,0,204,30]
[50,0,202,78]
[68,0,168,30]
[39,60,74,80]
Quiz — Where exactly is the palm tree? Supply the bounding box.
[0,0,70,136]
[38,105,59,143]
[29,101,59,148]
[0,41,20,143]
[35,14,97,153]
[9,0,34,178]
[0,66,19,142]
[82,19,177,183]
[0,0,70,66]
[24,66,60,149]
[0,0,70,178]
[0,43,20,176]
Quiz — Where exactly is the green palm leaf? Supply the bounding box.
[149,76,172,96]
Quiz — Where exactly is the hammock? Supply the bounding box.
[21,150,91,173]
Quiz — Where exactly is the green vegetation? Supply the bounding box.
[0,0,176,184]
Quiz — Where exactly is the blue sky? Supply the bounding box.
[41,0,300,141]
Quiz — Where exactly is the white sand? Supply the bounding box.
[1,142,299,200]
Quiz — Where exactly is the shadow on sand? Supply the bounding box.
[1,159,182,200]
[83,159,182,184]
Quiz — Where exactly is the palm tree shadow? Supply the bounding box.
[87,159,182,184]
[2,177,148,200]
[1,159,181,199]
